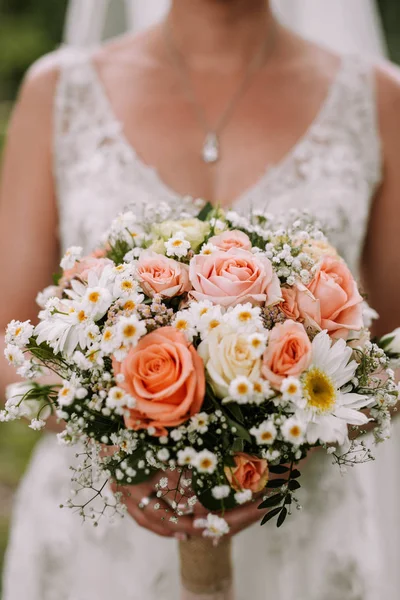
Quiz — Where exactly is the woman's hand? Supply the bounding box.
[110,471,203,539]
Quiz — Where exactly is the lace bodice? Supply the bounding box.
[54,47,381,274]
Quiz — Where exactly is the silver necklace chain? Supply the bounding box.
[164,19,277,164]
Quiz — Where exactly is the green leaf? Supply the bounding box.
[225,404,245,424]
[52,271,62,286]
[266,478,287,489]
[284,495,292,505]
[291,469,301,479]
[261,507,282,526]
[192,474,237,511]
[231,438,244,453]
[268,465,290,474]
[288,480,301,491]
[196,202,214,222]
[257,494,284,510]
[277,507,288,528]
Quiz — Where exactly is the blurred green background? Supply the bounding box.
[0,0,400,594]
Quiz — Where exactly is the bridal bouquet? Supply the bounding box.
[2,203,398,596]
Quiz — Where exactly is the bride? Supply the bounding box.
[1,0,400,598]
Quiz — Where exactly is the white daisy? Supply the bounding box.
[189,412,209,434]
[119,293,144,313]
[101,326,120,354]
[251,379,274,405]
[200,243,219,255]
[106,387,135,410]
[173,311,197,342]
[280,377,305,407]
[228,376,253,404]
[58,381,76,407]
[82,287,113,320]
[250,420,277,445]
[194,450,217,474]
[197,305,224,339]
[223,304,264,334]
[60,246,82,270]
[177,447,197,466]
[165,231,191,258]
[247,332,268,359]
[36,286,60,309]
[194,514,230,538]
[5,320,34,348]
[116,315,147,347]
[4,344,25,367]
[300,331,371,445]
[281,416,307,445]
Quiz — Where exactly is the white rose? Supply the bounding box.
[198,326,261,398]
[152,219,210,252]
[5,382,52,421]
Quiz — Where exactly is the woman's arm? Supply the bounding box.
[0,55,60,397]
[362,63,400,335]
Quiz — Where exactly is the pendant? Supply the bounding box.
[202,132,220,164]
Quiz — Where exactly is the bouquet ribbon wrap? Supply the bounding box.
[179,537,234,599]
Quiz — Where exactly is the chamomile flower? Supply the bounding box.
[60,246,82,270]
[188,299,214,321]
[106,387,135,410]
[101,326,120,353]
[189,412,209,434]
[113,275,139,298]
[247,332,268,359]
[194,514,230,538]
[116,315,147,347]
[281,416,306,445]
[119,293,144,313]
[82,287,113,320]
[300,331,371,445]
[194,450,217,474]
[165,232,191,258]
[72,351,92,370]
[228,376,253,404]
[251,379,274,404]
[250,420,277,445]
[173,311,197,342]
[281,377,304,407]
[224,304,263,334]
[5,320,34,348]
[200,243,218,255]
[4,344,25,367]
[197,305,224,339]
[177,447,197,466]
[36,286,60,309]
[58,381,76,407]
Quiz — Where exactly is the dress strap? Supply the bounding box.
[327,54,382,189]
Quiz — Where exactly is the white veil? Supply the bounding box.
[64,0,387,58]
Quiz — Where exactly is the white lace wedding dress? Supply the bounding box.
[2,48,397,600]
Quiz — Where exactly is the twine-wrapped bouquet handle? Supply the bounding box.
[179,536,234,599]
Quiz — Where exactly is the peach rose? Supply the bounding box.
[113,327,205,436]
[136,252,191,298]
[262,320,312,388]
[208,230,252,252]
[224,453,269,493]
[189,248,282,308]
[280,284,321,328]
[61,253,112,286]
[307,256,363,339]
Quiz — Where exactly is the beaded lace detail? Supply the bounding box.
[54,47,381,273]
[3,47,385,600]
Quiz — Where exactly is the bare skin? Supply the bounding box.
[1,0,400,539]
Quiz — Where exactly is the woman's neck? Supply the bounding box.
[166,0,275,71]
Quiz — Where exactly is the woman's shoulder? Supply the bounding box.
[373,60,400,153]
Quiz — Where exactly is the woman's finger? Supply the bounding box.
[224,500,266,536]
